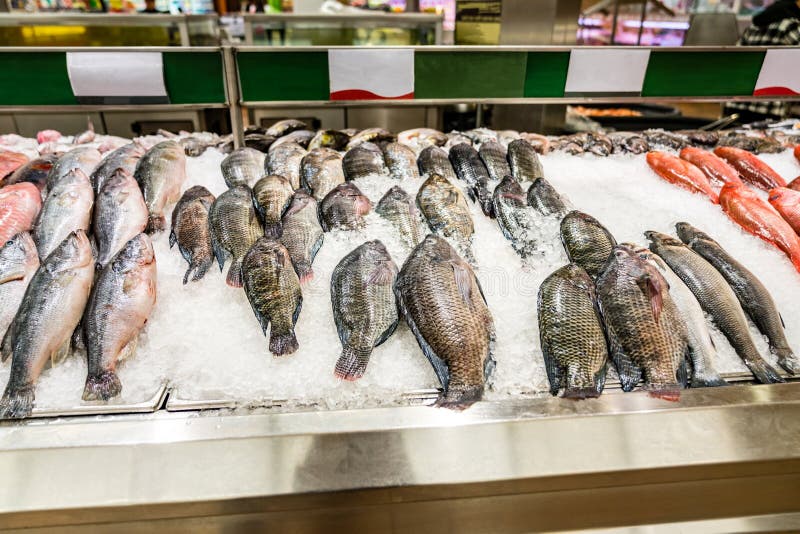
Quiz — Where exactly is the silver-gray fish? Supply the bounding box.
[221,147,266,189]
[0,230,94,418]
[91,142,146,195]
[280,191,323,284]
[269,129,315,152]
[94,169,148,268]
[266,119,308,138]
[134,140,187,233]
[34,168,94,261]
[417,145,457,182]
[82,233,156,401]
[46,146,101,193]
[527,177,570,218]
[253,174,294,239]
[331,240,398,380]
[209,185,264,287]
[343,143,388,181]
[492,176,538,258]
[267,142,306,190]
[383,142,419,181]
[560,211,616,278]
[507,139,543,181]
[417,173,474,259]
[300,148,345,201]
[449,143,494,217]
[479,140,510,182]
[170,186,216,284]
[0,233,39,341]
[319,182,372,232]
[346,128,395,150]
[376,185,425,249]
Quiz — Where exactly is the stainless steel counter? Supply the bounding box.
[2,382,800,531]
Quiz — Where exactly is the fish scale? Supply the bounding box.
[91,142,146,195]
[527,177,570,218]
[507,139,543,181]
[267,142,306,190]
[383,143,419,181]
[221,147,266,189]
[478,140,510,183]
[448,143,494,217]
[300,148,345,201]
[94,169,148,268]
[209,185,263,288]
[280,191,324,284]
[34,168,94,261]
[492,177,538,258]
[253,174,294,239]
[376,186,425,249]
[135,140,187,233]
[559,210,616,279]
[416,173,475,261]
[170,186,216,284]
[417,146,457,182]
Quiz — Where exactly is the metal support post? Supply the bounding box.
[222,46,244,149]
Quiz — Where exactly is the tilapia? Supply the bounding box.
[395,234,495,408]
[479,140,511,182]
[679,147,743,187]
[492,177,538,258]
[91,142,146,195]
[560,211,616,278]
[209,185,263,287]
[269,129,315,152]
[646,231,783,384]
[507,139,543,181]
[253,174,294,238]
[0,233,38,341]
[308,130,350,151]
[527,177,570,218]
[0,183,41,245]
[416,173,474,255]
[463,128,497,145]
[267,142,306,190]
[319,182,372,232]
[300,148,345,201]
[266,119,308,138]
[82,234,156,401]
[244,134,276,153]
[5,155,57,195]
[47,146,101,193]
[417,145,457,182]
[343,143,388,180]
[331,240,399,380]
[0,231,94,418]
[242,238,303,356]
[280,191,323,283]
[596,244,688,399]
[34,168,93,261]
[448,143,494,217]
[170,186,216,284]
[646,151,718,203]
[221,147,266,189]
[676,222,799,375]
[376,185,425,249]
[94,169,148,268]
[134,140,186,233]
[346,128,395,150]
[383,142,419,181]
[538,263,608,398]
[714,146,786,190]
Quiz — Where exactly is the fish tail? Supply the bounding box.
[775,348,800,375]
[436,384,483,410]
[263,222,283,239]
[690,370,728,388]
[269,329,299,356]
[294,260,314,284]
[645,384,681,402]
[169,230,177,248]
[562,386,602,400]
[189,257,213,284]
[145,213,166,234]
[226,257,244,288]
[334,346,372,381]
[745,357,785,384]
[82,370,122,401]
[0,383,35,419]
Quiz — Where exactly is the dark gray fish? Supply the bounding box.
[91,142,146,195]
[417,145,457,182]
[134,140,187,233]
[221,147,266,189]
[170,186,216,284]
[644,129,687,150]
[308,130,350,151]
[244,125,266,135]
[209,185,263,287]
[383,142,419,181]
[507,139,543,181]
[346,128,395,150]
[416,173,474,253]
[47,146,101,193]
[551,136,584,155]
[448,143,494,218]
[242,238,303,356]
[678,130,719,147]
[82,233,156,401]
[538,263,608,398]
[300,148,345,201]
[267,142,306,190]
[319,182,372,232]
[253,174,294,239]
[395,234,495,409]
[331,240,399,380]
[94,169,148,268]
[266,119,308,138]
[0,233,38,342]
[280,191,323,284]
[492,177,538,258]
[479,140,510,182]
[269,129,315,152]
[560,211,616,278]
[244,133,276,153]
[444,132,473,150]
[527,177,570,218]
[463,128,497,145]
[343,144,388,180]
[584,132,614,157]
[610,133,650,155]
[376,185,425,248]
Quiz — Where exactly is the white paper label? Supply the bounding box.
[329,49,414,100]
[754,49,800,96]
[565,49,651,95]
[67,52,168,100]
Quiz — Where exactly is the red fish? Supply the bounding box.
[0,182,42,244]
[720,183,800,273]
[679,147,742,186]
[790,176,800,192]
[646,151,718,203]
[714,146,786,191]
[794,145,799,164]
[0,151,29,182]
[768,187,800,236]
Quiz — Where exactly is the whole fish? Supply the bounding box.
[520,132,551,154]
[376,185,425,249]
[714,146,786,190]
[538,263,608,398]
[464,128,497,145]
[768,187,800,235]
[395,234,495,408]
[267,142,306,190]
[383,142,419,181]
[444,132,473,150]
[94,169,148,268]
[416,173,474,251]
[343,143,388,180]
[719,183,800,272]
[679,129,719,147]
[646,231,783,384]
[5,155,57,195]
[560,211,616,278]
[492,176,538,258]
[280,191,323,283]
[242,238,303,356]
[646,151,718,203]
[266,119,308,138]
[397,128,447,148]
[0,230,94,418]
[0,233,39,341]
[91,142,146,195]
[585,132,614,157]
[82,233,156,401]
[417,146,457,182]
[47,146,101,192]
[253,174,294,238]
[135,140,186,233]
[507,139,543,181]
[331,240,399,380]
[170,186,216,284]
[449,143,494,217]
[319,182,372,232]
[527,177,570,218]
[209,185,263,287]
[269,129,315,152]
[221,147,266,189]
[679,147,742,187]
[644,129,687,150]
[677,221,799,374]
[479,140,511,182]
[610,133,649,155]
[552,136,584,155]
[596,244,688,399]
[244,134,276,153]
[0,151,28,182]
[300,148,345,201]
[637,247,726,387]
[346,128,395,150]
[0,183,41,245]
[308,130,350,151]
[34,168,93,261]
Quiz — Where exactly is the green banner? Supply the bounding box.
[642,51,766,97]
[415,51,526,99]
[0,52,76,106]
[237,51,329,102]
[163,52,227,104]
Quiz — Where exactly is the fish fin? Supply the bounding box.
[1,325,14,362]
[744,355,785,384]
[636,273,662,323]
[334,346,372,381]
[483,351,496,383]
[465,187,477,203]
[602,319,642,392]
[780,313,786,329]
[374,320,399,348]
[269,329,298,356]
[686,346,727,388]
[226,257,244,288]
[169,230,177,248]
[436,385,483,410]
[366,262,395,285]
[145,214,166,234]
[292,295,303,325]
[294,260,314,284]
[676,350,689,389]
[189,256,213,283]
[71,323,85,353]
[264,222,283,239]
[0,383,35,419]
[247,299,271,337]
[118,337,138,362]
[645,385,681,402]
[450,261,473,305]
[50,337,72,367]
[209,232,227,273]
[775,348,800,376]
[562,386,602,400]
[82,370,122,401]
[595,361,609,395]
[539,336,563,396]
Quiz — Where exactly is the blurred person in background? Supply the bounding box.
[724,0,800,123]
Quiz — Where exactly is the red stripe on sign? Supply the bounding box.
[330,89,414,101]
[754,86,800,96]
